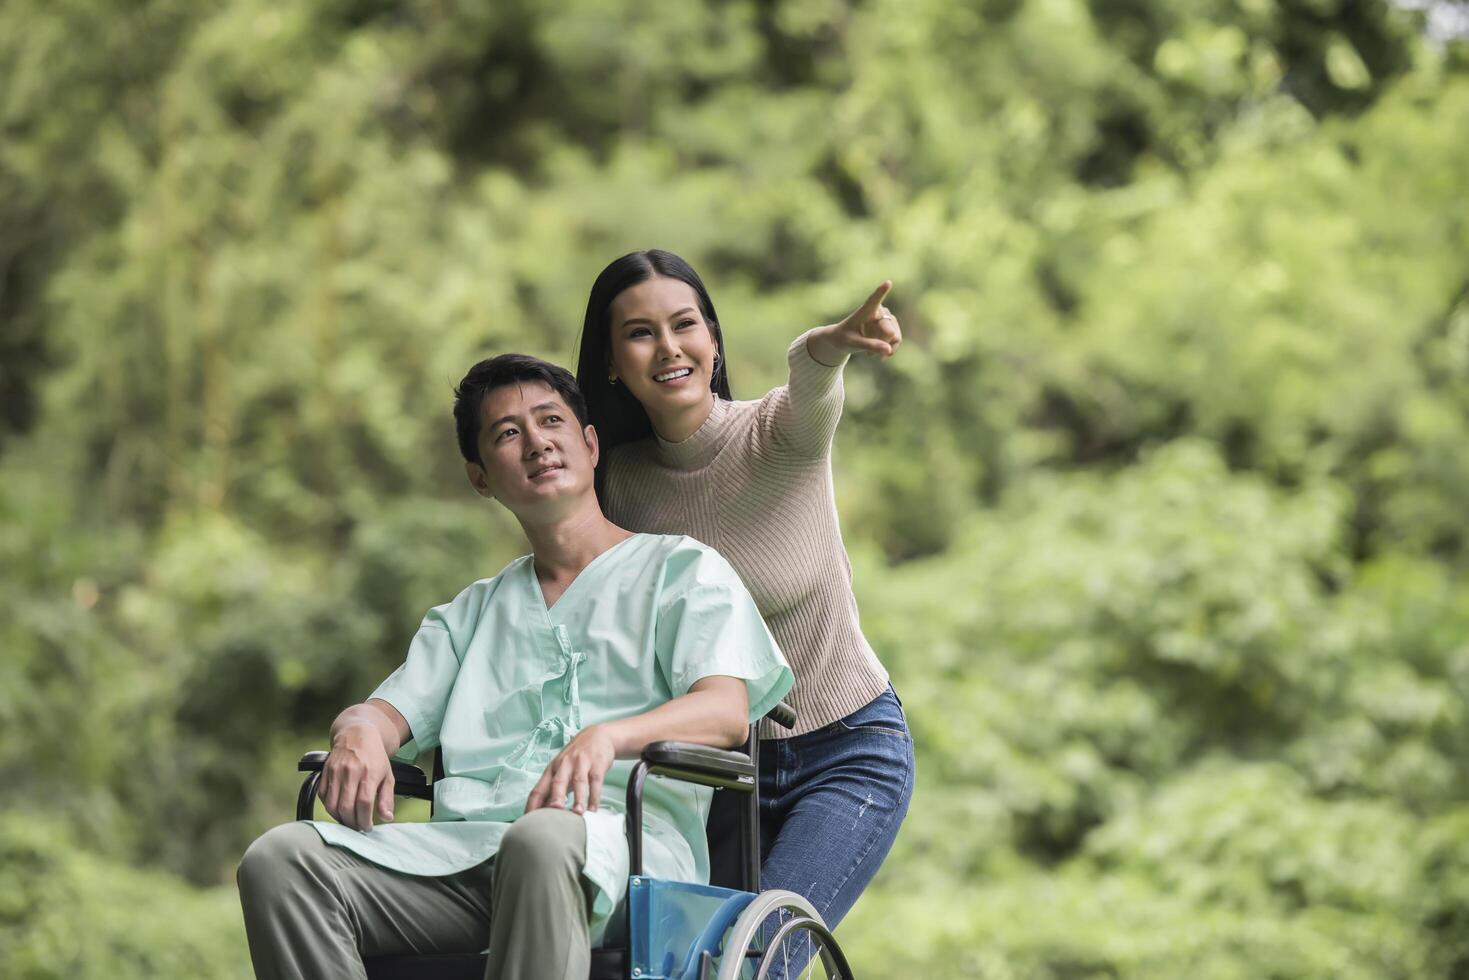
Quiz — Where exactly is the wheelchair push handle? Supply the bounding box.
[765,700,796,730]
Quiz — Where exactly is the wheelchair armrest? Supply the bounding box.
[297,750,430,789]
[640,741,755,790]
[626,740,756,879]
[295,750,432,820]
[765,700,796,730]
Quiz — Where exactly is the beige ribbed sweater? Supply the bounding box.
[604,331,890,739]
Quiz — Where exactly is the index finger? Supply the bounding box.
[326,767,357,826]
[525,765,554,812]
[318,768,337,820]
[856,280,893,321]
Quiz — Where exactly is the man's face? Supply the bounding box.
[467,381,598,516]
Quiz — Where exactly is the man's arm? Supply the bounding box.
[318,698,413,831]
[524,676,748,815]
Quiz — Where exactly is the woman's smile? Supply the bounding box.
[608,275,720,441]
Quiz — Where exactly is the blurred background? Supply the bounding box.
[3,0,1468,976]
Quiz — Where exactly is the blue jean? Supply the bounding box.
[707,685,916,939]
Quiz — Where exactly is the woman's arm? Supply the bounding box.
[524,675,749,815]
[765,281,904,457]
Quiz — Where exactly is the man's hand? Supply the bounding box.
[807,280,903,366]
[524,724,617,815]
[320,722,396,831]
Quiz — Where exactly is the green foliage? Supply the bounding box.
[849,438,1469,975]
[0,814,249,980]
[1,0,1466,975]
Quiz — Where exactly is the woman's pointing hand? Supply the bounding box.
[808,281,903,366]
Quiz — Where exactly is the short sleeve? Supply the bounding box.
[369,606,461,758]
[654,541,794,722]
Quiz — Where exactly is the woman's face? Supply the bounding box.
[607,276,718,422]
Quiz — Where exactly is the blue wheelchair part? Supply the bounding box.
[628,876,756,979]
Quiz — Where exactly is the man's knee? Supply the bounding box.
[238,822,323,897]
[497,808,585,876]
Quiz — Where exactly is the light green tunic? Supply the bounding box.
[310,534,792,941]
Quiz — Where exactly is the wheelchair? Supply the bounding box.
[294,702,856,980]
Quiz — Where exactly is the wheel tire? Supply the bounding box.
[714,890,854,980]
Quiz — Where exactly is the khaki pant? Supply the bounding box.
[237,808,593,980]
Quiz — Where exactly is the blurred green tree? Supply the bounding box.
[1,0,1465,976]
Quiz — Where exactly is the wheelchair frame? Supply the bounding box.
[293,701,854,980]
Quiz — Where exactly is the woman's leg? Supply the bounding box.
[758,687,915,928]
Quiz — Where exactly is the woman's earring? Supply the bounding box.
[608,374,619,385]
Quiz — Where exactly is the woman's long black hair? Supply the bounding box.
[574,249,732,505]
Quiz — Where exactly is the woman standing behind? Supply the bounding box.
[574,250,913,932]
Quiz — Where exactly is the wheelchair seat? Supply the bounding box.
[360,948,624,980]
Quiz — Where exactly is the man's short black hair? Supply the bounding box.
[453,354,590,465]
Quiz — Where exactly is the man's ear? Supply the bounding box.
[584,424,600,469]
[465,460,494,499]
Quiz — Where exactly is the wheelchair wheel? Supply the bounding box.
[713,889,855,980]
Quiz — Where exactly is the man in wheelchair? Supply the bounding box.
[238,354,793,980]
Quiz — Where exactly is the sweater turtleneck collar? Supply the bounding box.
[652,395,734,469]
